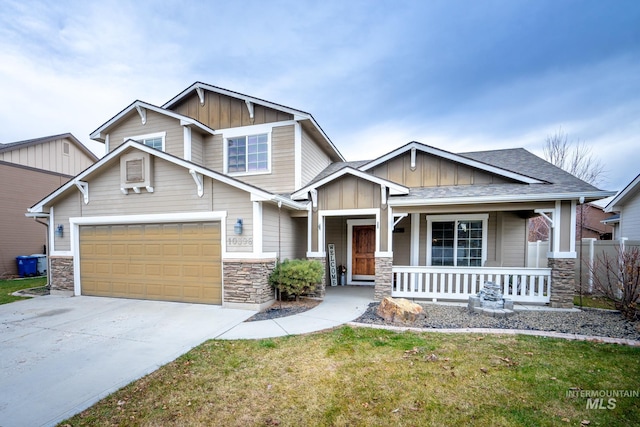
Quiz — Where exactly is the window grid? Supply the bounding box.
[227,133,268,173]
[431,220,483,266]
[142,137,163,151]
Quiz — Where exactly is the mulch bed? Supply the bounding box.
[245,298,321,322]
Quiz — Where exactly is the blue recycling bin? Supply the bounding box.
[16,256,38,277]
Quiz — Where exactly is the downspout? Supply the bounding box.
[33,217,50,289]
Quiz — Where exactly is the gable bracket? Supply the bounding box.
[381,185,387,207]
[196,87,205,106]
[245,100,255,124]
[534,209,555,228]
[189,169,204,198]
[410,147,417,171]
[393,213,408,228]
[75,181,89,204]
[310,189,318,210]
[135,105,147,125]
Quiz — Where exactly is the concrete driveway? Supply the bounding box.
[0,295,254,427]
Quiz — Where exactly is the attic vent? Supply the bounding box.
[126,159,144,183]
[63,142,70,155]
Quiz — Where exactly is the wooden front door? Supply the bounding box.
[352,225,375,280]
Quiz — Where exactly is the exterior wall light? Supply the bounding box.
[55,224,64,238]
[234,218,243,235]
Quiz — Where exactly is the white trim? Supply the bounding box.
[70,211,227,297]
[29,140,307,213]
[388,191,616,207]
[553,201,561,254]
[570,200,577,253]
[224,252,277,260]
[292,167,408,200]
[426,213,489,267]
[188,169,204,197]
[547,251,577,259]
[410,213,420,266]
[375,251,393,257]
[347,219,377,283]
[387,206,394,257]
[306,251,326,257]
[161,82,345,161]
[222,124,273,177]
[605,173,640,212]
[359,141,544,184]
[183,126,192,161]
[253,201,263,255]
[105,134,110,153]
[307,203,313,254]
[124,131,166,152]
[90,100,215,141]
[294,122,302,189]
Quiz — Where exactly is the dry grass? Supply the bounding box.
[62,327,640,426]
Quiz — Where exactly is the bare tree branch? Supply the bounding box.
[543,127,606,186]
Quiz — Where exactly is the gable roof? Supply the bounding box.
[161,82,345,161]
[0,133,99,161]
[291,167,409,201]
[89,100,216,142]
[359,141,544,184]
[29,140,307,213]
[604,173,640,212]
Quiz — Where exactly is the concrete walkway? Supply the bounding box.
[217,285,375,339]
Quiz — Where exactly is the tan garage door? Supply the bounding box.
[80,222,221,304]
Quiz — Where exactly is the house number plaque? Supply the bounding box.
[227,237,253,247]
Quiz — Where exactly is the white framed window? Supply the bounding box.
[222,124,272,176]
[426,214,488,267]
[125,132,166,151]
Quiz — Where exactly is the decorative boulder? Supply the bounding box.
[376,297,424,324]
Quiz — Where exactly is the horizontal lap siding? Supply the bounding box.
[190,131,204,165]
[621,194,640,240]
[52,192,81,252]
[301,129,332,186]
[204,134,223,172]
[212,181,253,254]
[234,125,295,194]
[262,204,303,260]
[81,158,212,216]
[108,111,183,158]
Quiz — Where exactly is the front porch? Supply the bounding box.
[391,265,552,303]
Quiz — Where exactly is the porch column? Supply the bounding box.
[548,257,575,308]
[374,256,393,301]
[307,256,327,298]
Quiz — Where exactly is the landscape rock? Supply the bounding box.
[376,297,424,324]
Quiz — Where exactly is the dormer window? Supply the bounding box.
[125,132,166,151]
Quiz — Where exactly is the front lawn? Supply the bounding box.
[574,295,616,310]
[63,326,640,426]
[0,277,47,305]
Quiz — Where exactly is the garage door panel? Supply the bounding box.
[80,222,221,304]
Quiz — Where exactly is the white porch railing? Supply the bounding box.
[392,266,552,304]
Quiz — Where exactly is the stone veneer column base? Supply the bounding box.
[306,257,326,298]
[548,258,576,308]
[374,257,393,301]
[223,259,277,311]
[50,256,74,296]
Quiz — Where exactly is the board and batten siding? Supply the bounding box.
[262,204,306,260]
[317,175,381,211]
[370,151,511,187]
[0,136,94,176]
[301,128,332,186]
[171,91,293,130]
[108,110,183,158]
[621,193,640,240]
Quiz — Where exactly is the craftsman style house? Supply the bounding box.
[1,133,97,276]
[28,82,614,309]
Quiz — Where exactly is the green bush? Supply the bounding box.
[268,259,323,300]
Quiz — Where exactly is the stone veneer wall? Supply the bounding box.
[374,257,393,301]
[50,256,74,293]
[306,257,326,298]
[223,259,276,307]
[548,258,576,308]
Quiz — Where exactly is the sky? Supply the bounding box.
[1,0,639,192]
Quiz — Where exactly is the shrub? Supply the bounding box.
[590,246,640,321]
[268,259,323,301]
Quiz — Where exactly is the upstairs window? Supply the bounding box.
[227,133,269,174]
[126,132,166,151]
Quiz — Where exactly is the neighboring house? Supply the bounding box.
[577,197,615,240]
[604,173,640,240]
[27,82,614,309]
[0,133,98,277]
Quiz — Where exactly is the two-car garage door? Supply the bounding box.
[80,222,221,304]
